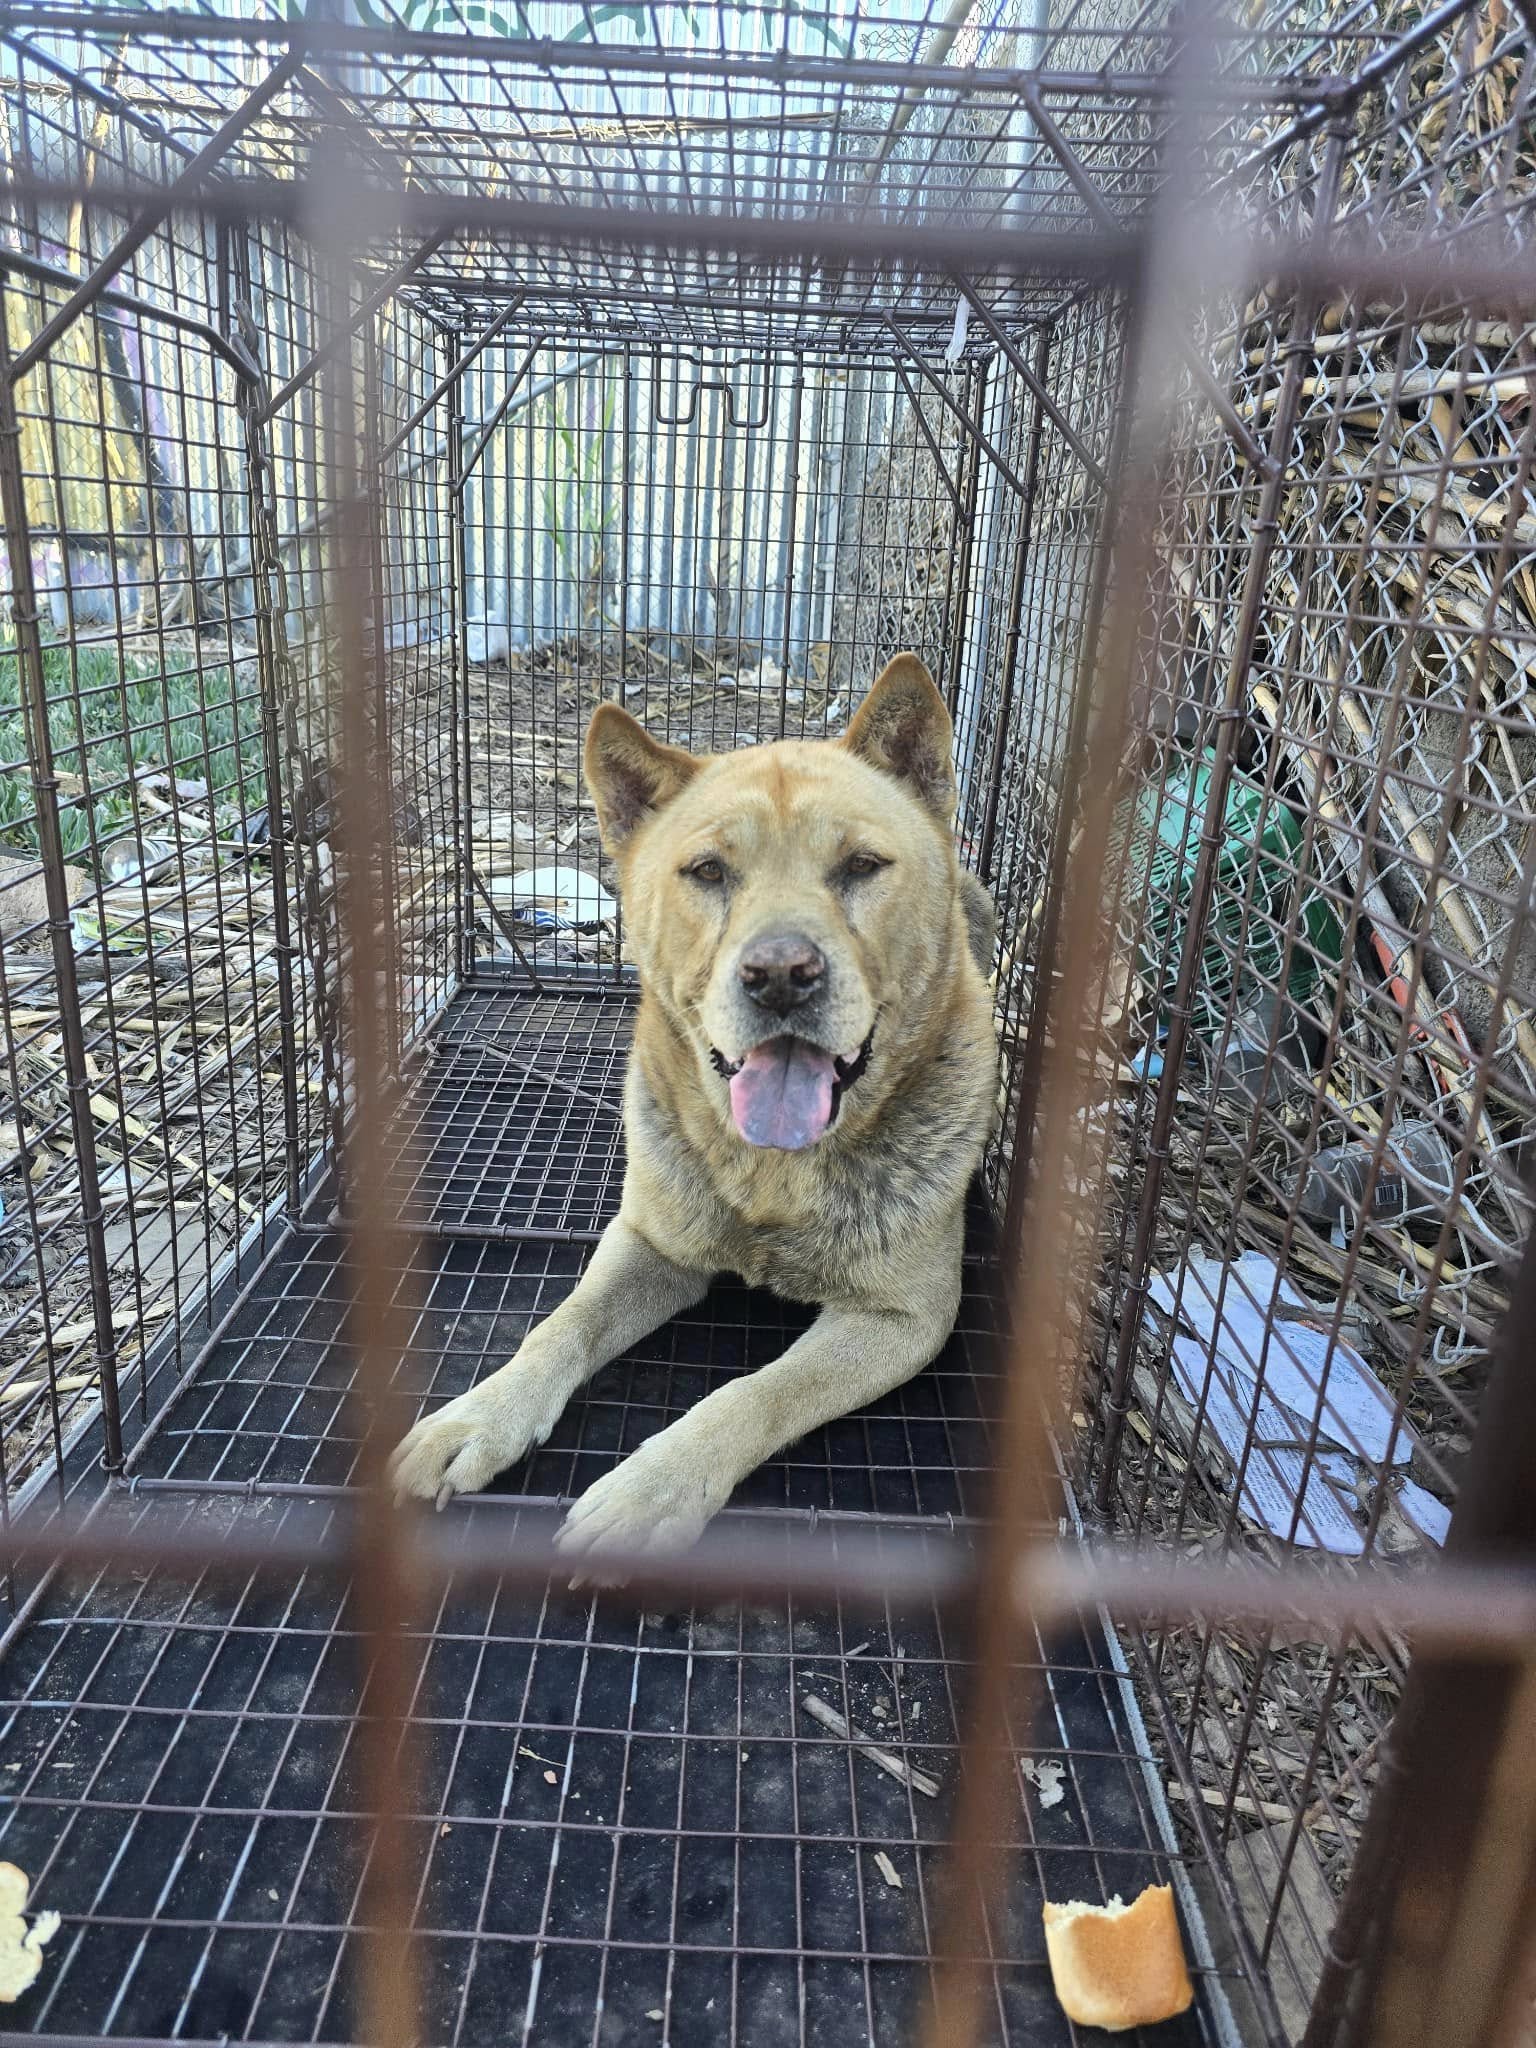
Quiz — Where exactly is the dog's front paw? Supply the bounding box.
[389,1376,556,1509]
[555,1436,721,1586]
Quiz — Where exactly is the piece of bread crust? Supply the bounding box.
[1042,1883,1195,2033]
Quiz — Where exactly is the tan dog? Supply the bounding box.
[390,653,998,1568]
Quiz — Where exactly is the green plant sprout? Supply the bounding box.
[0,640,268,865]
[536,376,621,630]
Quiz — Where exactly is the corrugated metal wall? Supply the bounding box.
[458,343,943,677]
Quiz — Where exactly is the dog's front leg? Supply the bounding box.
[556,1292,959,1573]
[390,1218,710,1508]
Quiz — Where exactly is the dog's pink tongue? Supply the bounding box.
[729,1037,836,1149]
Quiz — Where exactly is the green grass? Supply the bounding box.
[0,640,268,864]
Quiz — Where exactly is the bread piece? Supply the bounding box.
[1042,1883,1195,2032]
[0,1862,60,2003]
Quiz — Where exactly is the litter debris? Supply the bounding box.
[800,1693,940,1799]
[100,834,176,885]
[1133,750,1341,1044]
[1207,986,1321,1110]
[1151,1251,1406,1467]
[1022,1757,1066,1809]
[1167,1332,1366,1554]
[0,1864,60,2003]
[872,1851,903,1890]
[1291,1119,1456,1244]
[500,864,615,930]
[542,1770,558,1786]
[1126,1039,1165,1083]
[1167,1782,1293,1826]
[645,2010,664,2022]
[518,1744,560,1767]
[1149,1248,1451,1552]
[466,614,519,665]
[1391,1481,1452,1547]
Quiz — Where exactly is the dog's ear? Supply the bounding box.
[585,703,701,848]
[842,653,956,823]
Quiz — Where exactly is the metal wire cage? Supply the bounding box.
[0,4,1535,2046]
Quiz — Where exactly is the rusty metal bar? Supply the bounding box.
[886,317,1032,502]
[995,367,1133,1298]
[891,357,969,521]
[7,49,303,385]
[977,326,1051,884]
[920,23,1236,2039]
[955,281,1107,489]
[373,290,526,467]
[10,1499,1536,1654]
[450,334,551,493]
[14,168,1536,317]
[307,145,423,2047]
[1022,83,1279,479]
[1093,120,1352,1516]
[0,294,127,1473]
[238,371,306,1219]
[1302,1213,1536,2048]
[258,229,449,423]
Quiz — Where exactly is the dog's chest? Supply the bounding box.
[634,1105,954,1295]
[716,1206,868,1299]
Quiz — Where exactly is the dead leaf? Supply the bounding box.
[873,1851,903,1890]
[1,1373,89,1408]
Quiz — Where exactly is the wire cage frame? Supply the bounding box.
[0,3,1532,2047]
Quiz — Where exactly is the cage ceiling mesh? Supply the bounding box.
[1,0,1510,345]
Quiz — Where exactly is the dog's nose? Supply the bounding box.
[738,932,826,1014]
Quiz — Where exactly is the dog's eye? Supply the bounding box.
[844,852,887,878]
[687,857,725,885]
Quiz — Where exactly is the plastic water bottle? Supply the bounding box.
[1293,1119,1456,1240]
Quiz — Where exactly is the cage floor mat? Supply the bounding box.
[380,985,633,1240]
[0,986,1241,2044]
